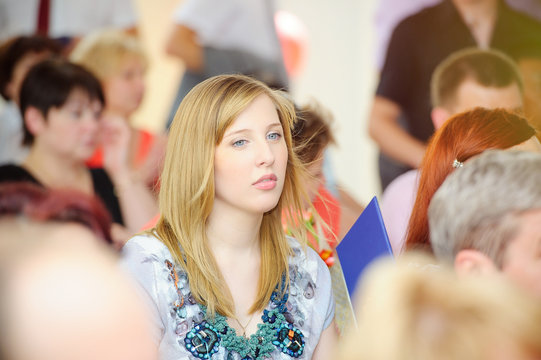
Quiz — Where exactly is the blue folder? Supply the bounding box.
[336,196,394,299]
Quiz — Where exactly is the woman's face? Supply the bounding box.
[36,88,102,161]
[213,94,288,216]
[103,55,145,117]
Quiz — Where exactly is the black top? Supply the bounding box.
[375,0,541,189]
[0,164,124,225]
[376,0,541,143]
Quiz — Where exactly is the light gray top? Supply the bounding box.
[121,233,334,360]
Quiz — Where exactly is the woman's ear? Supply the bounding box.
[454,249,498,276]
[24,107,46,136]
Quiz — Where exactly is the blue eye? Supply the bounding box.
[267,132,282,141]
[232,139,247,147]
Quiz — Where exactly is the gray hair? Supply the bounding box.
[429,150,541,266]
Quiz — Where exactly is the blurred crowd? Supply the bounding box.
[1,0,541,359]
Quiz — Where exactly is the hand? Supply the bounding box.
[136,133,167,188]
[110,223,132,250]
[101,113,132,178]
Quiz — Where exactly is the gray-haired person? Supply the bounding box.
[429,150,541,298]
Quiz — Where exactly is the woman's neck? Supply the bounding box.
[453,0,498,48]
[206,204,263,333]
[23,145,92,194]
[206,205,262,258]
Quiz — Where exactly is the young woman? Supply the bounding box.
[70,30,166,188]
[122,74,337,360]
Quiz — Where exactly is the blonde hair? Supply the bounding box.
[70,29,147,81]
[339,255,541,360]
[156,74,308,318]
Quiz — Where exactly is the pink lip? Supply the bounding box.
[253,174,278,190]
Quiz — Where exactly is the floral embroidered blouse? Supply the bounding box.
[120,233,335,360]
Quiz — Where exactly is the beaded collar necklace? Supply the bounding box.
[167,260,306,360]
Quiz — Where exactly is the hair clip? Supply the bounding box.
[452,159,463,168]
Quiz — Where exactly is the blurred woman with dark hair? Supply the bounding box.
[0,59,158,246]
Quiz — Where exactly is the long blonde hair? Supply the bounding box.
[156,74,308,318]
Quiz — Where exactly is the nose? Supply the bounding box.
[257,139,275,167]
[135,75,145,95]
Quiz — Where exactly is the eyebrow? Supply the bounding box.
[223,122,282,138]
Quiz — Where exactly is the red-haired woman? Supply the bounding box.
[404,107,541,253]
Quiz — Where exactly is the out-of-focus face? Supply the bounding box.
[6,51,51,104]
[36,88,102,161]
[102,55,146,117]
[501,209,541,299]
[1,222,158,360]
[213,94,288,216]
[451,79,523,115]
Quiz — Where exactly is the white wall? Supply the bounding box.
[278,0,380,204]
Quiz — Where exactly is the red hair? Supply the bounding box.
[404,108,535,253]
[0,182,113,244]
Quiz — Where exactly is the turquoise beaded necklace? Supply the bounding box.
[199,305,287,359]
[168,259,306,359]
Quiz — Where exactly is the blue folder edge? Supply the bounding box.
[336,196,394,301]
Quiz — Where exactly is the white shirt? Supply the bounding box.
[0,0,137,42]
[173,0,282,61]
